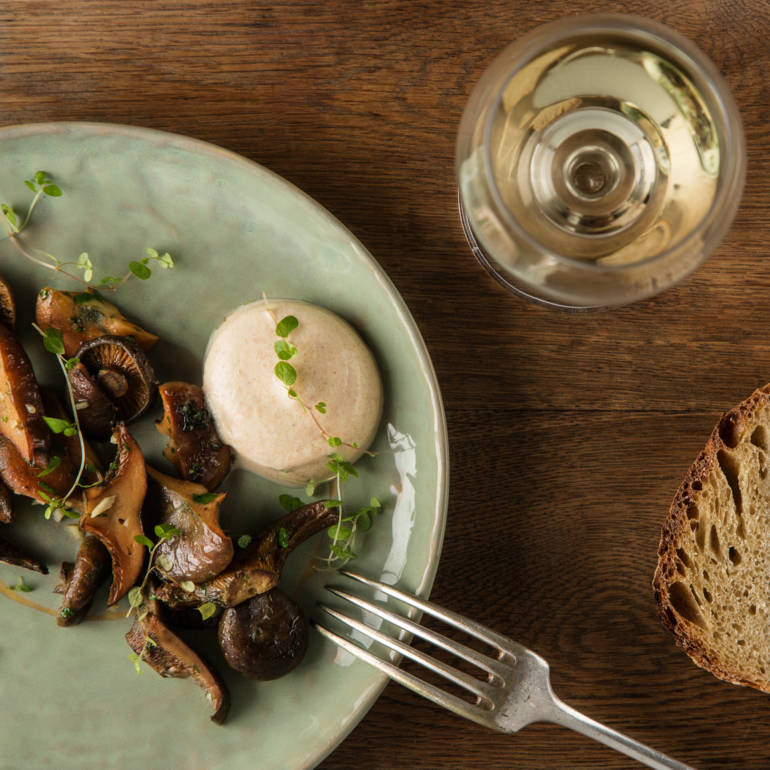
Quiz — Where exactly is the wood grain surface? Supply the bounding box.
[2,1,769,767]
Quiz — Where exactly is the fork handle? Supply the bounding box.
[546,696,694,770]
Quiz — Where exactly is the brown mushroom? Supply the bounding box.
[144,466,233,584]
[0,478,13,523]
[35,288,159,358]
[126,593,230,724]
[155,501,337,609]
[0,392,100,517]
[67,361,118,440]
[0,275,16,329]
[81,424,147,604]
[0,527,48,573]
[155,382,231,490]
[0,435,79,510]
[76,335,157,425]
[218,588,308,681]
[53,534,110,626]
[0,322,49,466]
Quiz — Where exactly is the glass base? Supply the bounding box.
[457,192,605,312]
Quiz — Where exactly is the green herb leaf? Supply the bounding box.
[327,453,358,482]
[154,523,180,541]
[127,586,144,608]
[10,576,32,592]
[192,492,218,504]
[24,179,36,192]
[42,326,65,355]
[236,534,252,549]
[329,543,356,561]
[129,652,142,675]
[279,494,303,513]
[72,292,94,305]
[64,356,80,371]
[277,527,290,548]
[327,524,353,540]
[305,480,316,497]
[1,203,18,229]
[328,436,342,447]
[179,580,195,593]
[37,455,62,478]
[274,361,297,386]
[43,415,75,434]
[356,511,372,532]
[43,184,62,197]
[198,602,217,620]
[370,497,381,508]
[315,402,327,414]
[156,554,173,572]
[275,315,299,338]
[76,252,93,282]
[59,507,80,520]
[133,534,154,549]
[274,339,297,360]
[129,261,152,280]
[287,388,297,398]
[323,499,343,509]
[34,171,47,185]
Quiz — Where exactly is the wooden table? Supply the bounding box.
[2,1,769,767]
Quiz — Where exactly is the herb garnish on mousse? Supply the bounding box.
[0,171,388,723]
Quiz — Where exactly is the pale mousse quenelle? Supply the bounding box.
[203,299,382,486]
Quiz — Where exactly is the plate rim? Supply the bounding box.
[0,120,450,769]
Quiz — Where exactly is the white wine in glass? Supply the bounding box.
[456,15,745,309]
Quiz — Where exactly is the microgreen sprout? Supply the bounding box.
[127,523,181,674]
[8,575,32,592]
[1,173,174,292]
[192,492,218,504]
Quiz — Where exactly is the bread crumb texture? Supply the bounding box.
[654,384,770,691]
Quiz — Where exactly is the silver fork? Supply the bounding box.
[315,571,693,770]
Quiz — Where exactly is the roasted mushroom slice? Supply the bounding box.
[219,588,308,680]
[155,382,231,490]
[0,478,12,523]
[36,288,159,357]
[77,335,157,425]
[0,436,80,511]
[0,322,49,466]
[144,466,233,583]
[81,424,147,604]
[67,362,118,440]
[54,534,110,626]
[126,594,230,724]
[0,528,48,574]
[0,275,16,329]
[155,501,337,609]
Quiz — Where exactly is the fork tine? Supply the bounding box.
[326,586,507,682]
[318,604,496,704]
[340,570,519,655]
[314,621,492,728]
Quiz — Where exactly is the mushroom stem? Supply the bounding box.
[97,368,128,398]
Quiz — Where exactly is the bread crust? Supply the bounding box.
[653,384,770,692]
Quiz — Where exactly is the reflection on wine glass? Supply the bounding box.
[456,15,745,309]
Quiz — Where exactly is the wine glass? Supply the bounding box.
[456,14,746,309]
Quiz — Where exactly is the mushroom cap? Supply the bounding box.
[0,276,15,329]
[77,335,158,423]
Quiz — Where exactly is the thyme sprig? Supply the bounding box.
[1,172,174,290]
[127,523,180,674]
[31,323,88,520]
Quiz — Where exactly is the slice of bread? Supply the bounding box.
[654,384,770,691]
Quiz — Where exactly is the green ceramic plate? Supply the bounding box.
[0,123,448,770]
